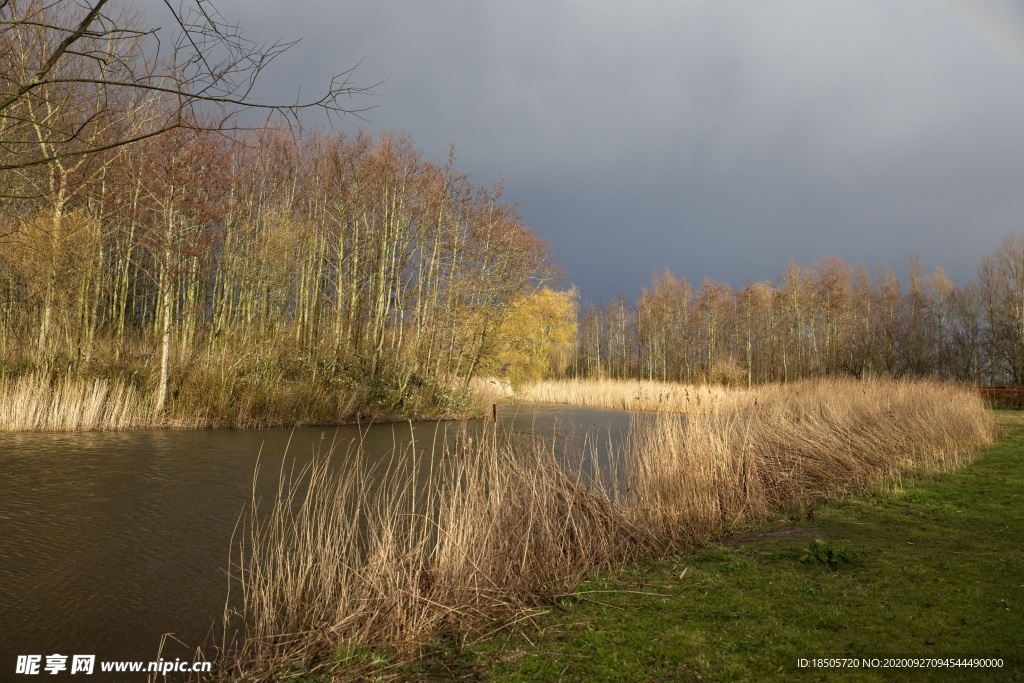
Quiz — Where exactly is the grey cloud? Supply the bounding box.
[216,0,1024,299]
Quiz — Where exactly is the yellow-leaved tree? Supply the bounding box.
[486,287,578,384]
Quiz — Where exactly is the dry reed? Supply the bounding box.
[0,373,154,431]
[621,378,995,550]
[516,377,759,414]
[219,430,634,681]
[213,378,994,681]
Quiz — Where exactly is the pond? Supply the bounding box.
[0,404,633,670]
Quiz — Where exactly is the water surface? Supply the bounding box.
[0,404,631,669]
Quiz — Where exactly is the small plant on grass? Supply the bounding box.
[800,539,855,570]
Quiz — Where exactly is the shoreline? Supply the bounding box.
[0,407,485,433]
[472,410,1024,681]
[0,371,497,433]
[211,378,996,681]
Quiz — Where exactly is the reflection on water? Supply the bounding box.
[0,404,631,668]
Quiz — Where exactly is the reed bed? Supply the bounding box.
[0,373,155,431]
[623,379,996,550]
[213,378,994,681]
[516,377,759,414]
[0,370,470,430]
[218,431,635,681]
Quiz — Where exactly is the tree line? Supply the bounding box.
[4,0,1021,428]
[0,1,558,424]
[573,244,1024,386]
[0,124,554,420]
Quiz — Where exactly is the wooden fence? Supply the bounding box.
[979,386,1024,409]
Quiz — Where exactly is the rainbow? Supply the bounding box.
[934,0,1024,66]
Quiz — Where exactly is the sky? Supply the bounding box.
[208,0,1024,302]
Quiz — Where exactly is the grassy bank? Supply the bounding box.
[465,412,1024,682]
[210,379,995,681]
[0,369,482,431]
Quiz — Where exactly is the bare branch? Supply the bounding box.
[0,0,111,113]
[0,0,375,171]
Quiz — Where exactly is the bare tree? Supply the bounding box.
[0,0,374,172]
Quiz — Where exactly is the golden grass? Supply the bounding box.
[219,431,633,681]
[516,377,760,414]
[0,373,155,431]
[213,378,995,681]
[623,378,996,549]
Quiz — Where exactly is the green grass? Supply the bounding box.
[411,412,1024,682]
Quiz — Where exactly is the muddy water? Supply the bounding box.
[0,404,632,671]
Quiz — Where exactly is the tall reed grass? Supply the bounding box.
[219,430,634,681]
[0,368,476,431]
[0,373,154,431]
[213,378,994,681]
[516,377,759,414]
[622,379,995,549]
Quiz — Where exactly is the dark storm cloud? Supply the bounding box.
[215,0,1024,300]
